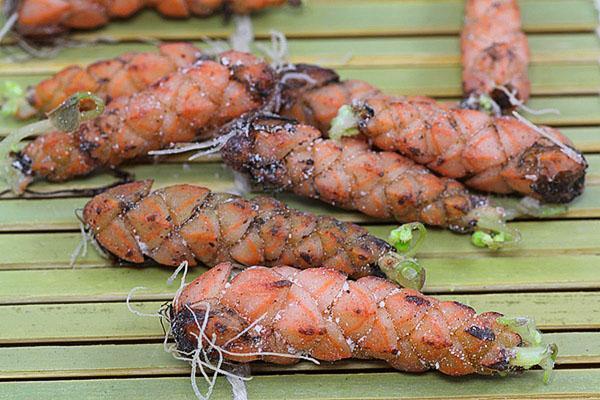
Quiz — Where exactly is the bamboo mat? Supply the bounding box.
[0,1,599,399]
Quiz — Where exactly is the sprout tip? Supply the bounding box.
[0,92,105,194]
[378,253,425,291]
[388,222,426,257]
[378,223,428,290]
[468,206,521,250]
[498,316,558,383]
[329,105,360,141]
[510,344,558,384]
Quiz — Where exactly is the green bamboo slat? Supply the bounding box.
[1,370,600,400]
[0,162,235,196]
[336,64,600,97]
[0,331,596,379]
[562,127,600,153]
[1,254,600,304]
[3,220,600,271]
[518,97,600,126]
[48,0,597,41]
[2,34,598,76]
[0,292,597,344]
[0,267,191,304]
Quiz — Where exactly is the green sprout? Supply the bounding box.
[0,92,104,194]
[468,206,521,250]
[510,344,558,384]
[469,196,567,251]
[497,316,543,346]
[378,253,425,291]
[477,94,495,114]
[498,316,558,383]
[378,222,428,290]
[471,230,514,250]
[388,222,427,257]
[329,105,360,141]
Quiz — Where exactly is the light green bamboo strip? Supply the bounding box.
[1,254,600,304]
[1,370,600,400]
[49,0,597,42]
[1,34,598,76]
[0,331,596,379]
[562,127,600,153]
[0,292,597,344]
[2,220,600,271]
[335,64,600,97]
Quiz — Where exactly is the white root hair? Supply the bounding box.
[168,260,190,312]
[231,171,252,196]
[223,313,268,348]
[256,30,290,72]
[180,301,320,400]
[69,221,89,269]
[125,262,321,400]
[229,15,254,53]
[494,85,560,116]
[69,209,109,268]
[512,111,584,164]
[126,287,164,318]
[270,69,318,111]
[227,375,249,400]
[188,132,235,160]
[279,71,317,86]
[148,132,236,160]
[0,12,17,44]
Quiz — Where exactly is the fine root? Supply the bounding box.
[512,111,584,165]
[69,208,109,268]
[256,30,290,72]
[229,15,254,53]
[494,85,560,116]
[148,131,236,160]
[0,13,17,44]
